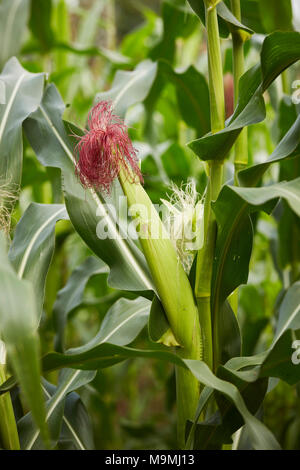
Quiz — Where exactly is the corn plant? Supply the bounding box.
[0,0,300,451]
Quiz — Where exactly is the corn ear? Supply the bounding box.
[119,169,203,447]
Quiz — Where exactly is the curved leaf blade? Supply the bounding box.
[187,0,253,38]
[0,234,48,445]
[53,256,109,352]
[23,84,154,293]
[212,178,300,367]
[0,57,44,189]
[238,114,300,187]
[96,60,157,119]
[42,344,280,450]
[0,0,30,67]
[67,297,151,355]
[8,203,68,319]
[274,282,300,344]
[188,32,300,162]
[18,369,95,450]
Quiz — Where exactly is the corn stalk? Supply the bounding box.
[195,0,225,372]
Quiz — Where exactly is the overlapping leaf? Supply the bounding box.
[96,60,157,119]
[41,342,279,450]
[187,0,253,38]
[21,296,151,449]
[0,0,30,67]
[23,84,154,293]
[0,57,44,191]
[188,32,300,162]
[18,369,95,450]
[238,115,300,186]
[8,203,68,319]
[212,178,300,368]
[53,256,109,352]
[0,234,48,445]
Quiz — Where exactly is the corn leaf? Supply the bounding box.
[23,84,154,293]
[0,233,48,445]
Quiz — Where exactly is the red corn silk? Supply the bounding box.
[75,101,143,193]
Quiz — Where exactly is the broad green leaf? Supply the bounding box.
[188,32,300,162]
[273,282,300,344]
[148,295,176,345]
[239,285,269,356]
[23,84,154,293]
[212,178,300,368]
[57,390,95,450]
[51,0,71,72]
[240,0,265,33]
[260,329,300,386]
[223,328,300,388]
[24,297,151,448]
[188,64,264,161]
[187,0,253,38]
[121,9,157,62]
[261,32,300,90]
[8,203,68,319]
[160,62,210,136]
[0,57,44,190]
[67,297,151,355]
[53,256,109,352]
[229,179,300,218]
[144,60,210,139]
[42,346,280,450]
[259,0,293,33]
[235,329,300,386]
[29,0,54,52]
[185,387,214,449]
[150,1,198,62]
[187,411,233,450]
[0,376,17,395]
[0,233,48,445]
[18,381,64,450]
[43,42,131,65]
[238,115,300,186]
[64,0,108,104]
[96,60,157,119]
[18,369,95,450]
[0,0,30,67]
[278,96,298,142]
[187,357,268,450]
[217,300,241,365]
[214,366,268,448]
[278,201,300,272]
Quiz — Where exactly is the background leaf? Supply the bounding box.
[0,234,48,445]
[53,256,109,352]
[8,203,68,319]
[96,60,157,119]
[0,57,44,190]
[0,0,30,67]
[24,84,154,293]
[188,32,300,162]
[18,369,95,449]
[259,0,293,33]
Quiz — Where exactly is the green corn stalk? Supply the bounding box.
[118,168,203,448]
[0,344,20,450]
[231,0,249,178]
[195,0,225,373]
[230,0,249,315]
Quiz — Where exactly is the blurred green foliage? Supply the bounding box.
[1,0,299,449]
